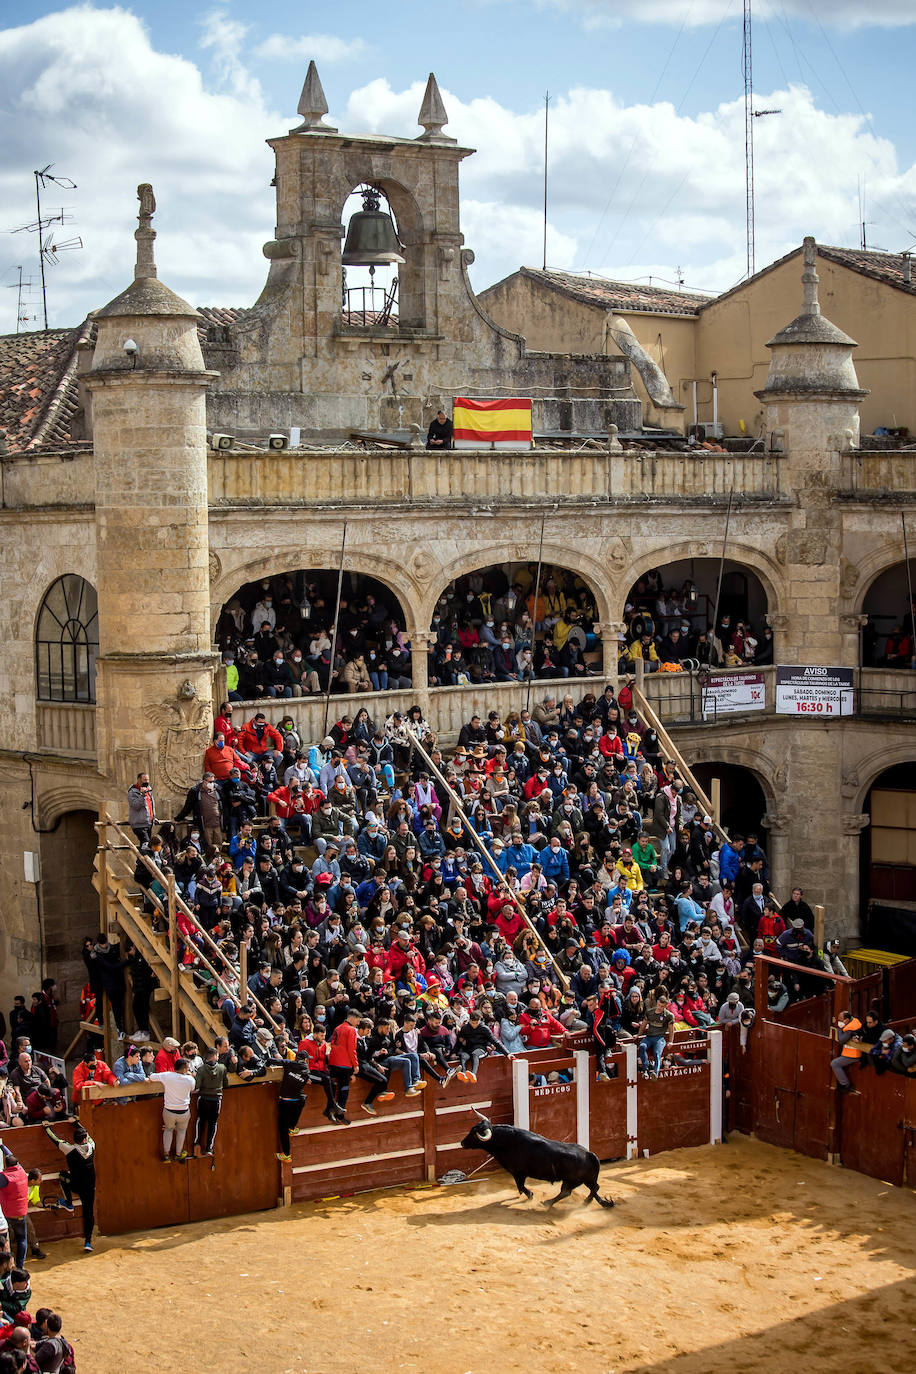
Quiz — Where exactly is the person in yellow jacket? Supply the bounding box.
[626,635,659,667]
[830,1011,864,1090]
[614,847,644,891]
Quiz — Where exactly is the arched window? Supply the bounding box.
[35,575,99,703]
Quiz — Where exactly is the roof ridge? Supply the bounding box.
[28,317,94,450]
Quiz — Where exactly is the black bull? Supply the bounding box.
[460,1114,614,1208]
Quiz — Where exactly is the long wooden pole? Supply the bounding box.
[710,488,734,662]
[526,512,547,714]
[408,733,570,991]
[903,513,915,669]
[323,519,349,737]
[167,873,180,1038]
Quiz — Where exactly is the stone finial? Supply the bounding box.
[417,72,456,143]
[801,235,820,318]
[135,184,157,280]
[294,61,338,133]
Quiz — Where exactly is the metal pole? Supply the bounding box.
[903,512,916,669]
[408,732,570,991]
[542,92,550,272]
[710,488,734,663]
[323,520,349,737]
[526,512,547,714]
[35,172,48,330]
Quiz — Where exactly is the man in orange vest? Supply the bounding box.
[830,1010,865,1091]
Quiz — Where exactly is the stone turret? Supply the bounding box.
[756,236,868,453]
[86,185,219,807]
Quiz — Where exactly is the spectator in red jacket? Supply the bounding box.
[154,1038,181,1074]
[71,1048,118,1101]
[213,703,242,749]
[519,1000,567,1048]
[385,930,426,984]
[238,713,283,761]
[757,907,786,954]
[203,734,252,781]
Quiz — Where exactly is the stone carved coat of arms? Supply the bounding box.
[145,683,212,793]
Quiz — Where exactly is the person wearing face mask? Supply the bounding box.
[492,635,519,682]
[264,649,294,698]
[287,647,320,695]
[203,732,251,782]
[251,591,276,633]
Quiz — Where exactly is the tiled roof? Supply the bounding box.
[517,267,712,316]
[196,306,249,342]
[816,245,916,296]
[0,319,93,453]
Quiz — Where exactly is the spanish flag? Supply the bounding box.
[453,397,533,449]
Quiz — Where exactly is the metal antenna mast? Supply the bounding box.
[743,0,755,279]
[542,92,550,272]
[743,0,780,279]
[13,165,79,329]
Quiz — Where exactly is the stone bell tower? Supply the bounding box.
[86,185,219,810]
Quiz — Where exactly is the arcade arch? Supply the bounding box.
[215,567,411,697]
[692,760,771,839]
[428,558,605,682]
[623,557,771,661]
[860,561,916,666]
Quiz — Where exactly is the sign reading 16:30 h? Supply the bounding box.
[775,665,855,716]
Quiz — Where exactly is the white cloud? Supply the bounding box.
[255,33,367,63]
[1,5,914,334]
[523,0,916,28]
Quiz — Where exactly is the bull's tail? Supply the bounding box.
[592,1189,615,1209]
[585,1152,614,1208]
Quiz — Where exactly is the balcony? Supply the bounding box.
[207,446,785,509]
[37,702,97,756]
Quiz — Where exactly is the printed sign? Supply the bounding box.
[775,665,854,716]
[701,671,766,719]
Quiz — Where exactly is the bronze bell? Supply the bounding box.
[341,187,405,267]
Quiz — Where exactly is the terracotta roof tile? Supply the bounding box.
[519,267,712,316]
[0,320,93,452]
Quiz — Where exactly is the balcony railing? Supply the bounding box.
[36,701,97,756]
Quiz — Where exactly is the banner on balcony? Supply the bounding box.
[701,671,766,719]
[453,397,533,450]
[775,665,854,716]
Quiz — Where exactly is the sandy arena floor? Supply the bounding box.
[32,1136,916,1373]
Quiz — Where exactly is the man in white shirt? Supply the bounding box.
[151,1058,197,1163]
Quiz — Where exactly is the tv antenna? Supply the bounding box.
[11,165,81,329]
[4,266,37,333]
[743,0,781,277]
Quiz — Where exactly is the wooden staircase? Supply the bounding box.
[92,815,279,1050]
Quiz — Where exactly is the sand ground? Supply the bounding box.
[31,1136,916,1374]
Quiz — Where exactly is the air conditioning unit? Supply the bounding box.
[210,433,234,451]
[688,422,724,442]
[267,433,288,451]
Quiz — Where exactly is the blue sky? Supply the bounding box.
[1,0,915,327]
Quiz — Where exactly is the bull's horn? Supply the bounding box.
[477,1126,492,1141]
[471,1107,489,1121]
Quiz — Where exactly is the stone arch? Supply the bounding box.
[37,784,102,831]
[210,547,424,634]
[338,174,426,329]
[851,543,911,617]
[617,540,783,623]
[419,542,613,628]
[688,742,779,813]
[852,743,916,815]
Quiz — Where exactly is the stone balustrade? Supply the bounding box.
[36,701,97,755]
[839,450,916,496]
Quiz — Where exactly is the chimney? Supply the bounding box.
[903,252,912,286]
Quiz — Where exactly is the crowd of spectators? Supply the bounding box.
[619,571,774,671]
[113,675,876,1135]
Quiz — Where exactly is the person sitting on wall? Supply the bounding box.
[426,409,453,450]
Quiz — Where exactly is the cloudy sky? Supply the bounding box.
[1,0,915,330]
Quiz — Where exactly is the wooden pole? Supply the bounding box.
[167,873,180,1039]
[323,520,349,737]
[526,513,547,715]
[710,776,722,829]
[239,938,249,1009]
[95,819,114,1067]
[710,488,734,662]
[408,733,570,990]
[813,903,826,953]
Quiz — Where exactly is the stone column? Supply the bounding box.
[593,621,622,685]
[86,186,219,815]
[410,631,434,720]
[840,613,868,670]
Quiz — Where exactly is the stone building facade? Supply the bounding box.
[0,69,914,1024]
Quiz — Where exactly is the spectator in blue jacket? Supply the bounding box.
[503,832,536,878]
[540,835,570,884]
[717,835,744,885]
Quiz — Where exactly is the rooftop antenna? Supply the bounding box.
[5,266,36,333]
[12,165,79,329]
[542,92,550,272]
[743,0,781,278]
